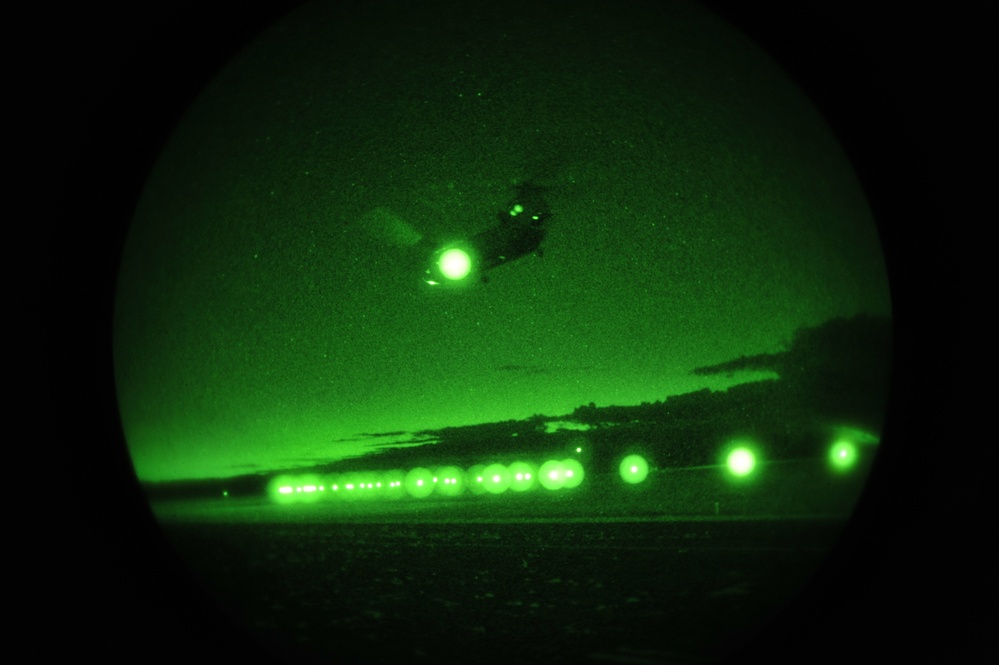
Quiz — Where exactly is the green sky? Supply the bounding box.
[114,0,890,482]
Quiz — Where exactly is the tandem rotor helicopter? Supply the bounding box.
[422,181,551,287]
[361,179,553,289]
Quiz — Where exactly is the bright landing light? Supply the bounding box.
[438,248,472,280]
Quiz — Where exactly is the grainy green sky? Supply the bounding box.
[114,0,890,482]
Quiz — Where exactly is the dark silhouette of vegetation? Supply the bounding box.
[693,313,891,428]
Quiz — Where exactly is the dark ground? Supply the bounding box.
[161,517,845,664]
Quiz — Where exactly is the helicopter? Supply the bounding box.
[422,181,551,287]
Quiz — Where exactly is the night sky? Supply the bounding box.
[114,0,890,482]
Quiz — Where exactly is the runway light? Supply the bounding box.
[538,459,566,490]
[482,463,511,494]
[467,464,488,495]
[726,447,756,477]
[436,466,465,496]
[297,475,323,502]
[405,467,435,498]
[562,458,584,489]
[619,455,648,484]
[508,460,537,492]
[829,440,859,472]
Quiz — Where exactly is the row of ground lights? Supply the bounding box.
[267,439,864,504]
[268,458,585,504]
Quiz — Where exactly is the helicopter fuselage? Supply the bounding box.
[423,182,551,286]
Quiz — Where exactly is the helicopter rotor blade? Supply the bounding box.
[359,207,424,247]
